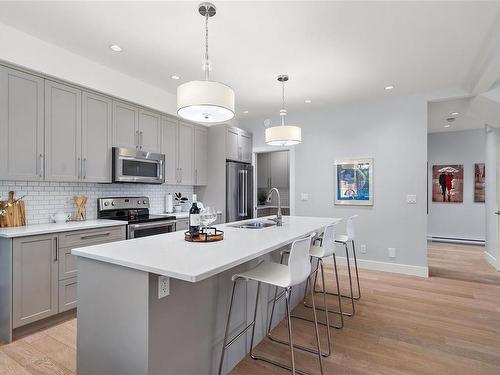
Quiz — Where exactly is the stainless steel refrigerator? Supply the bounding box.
[226,161,254,222]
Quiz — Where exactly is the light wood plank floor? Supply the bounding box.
[1,242,499,375]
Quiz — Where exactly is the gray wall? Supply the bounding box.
[427,129,485,241]
[485,126,498,265]
[240,94,428,269]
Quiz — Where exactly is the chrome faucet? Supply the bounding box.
[267,188,282,226]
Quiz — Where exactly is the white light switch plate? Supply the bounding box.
[301,193,309,201]
[406,195,417,204]
[388,248,396,258]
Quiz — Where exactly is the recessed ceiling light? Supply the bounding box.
[384,85,395,90]
[444,124,451,128]
[450,112,459,116]
[243,110,249,114]
[304,99,312,104]
[171,75,180,80]
[109,44,122,52]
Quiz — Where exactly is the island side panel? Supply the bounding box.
[76,257,150,375]
[0,238,13,343]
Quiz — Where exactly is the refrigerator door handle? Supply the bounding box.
[239,170,245,217]
[243,170,248,217]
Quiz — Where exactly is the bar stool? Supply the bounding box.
[269,223,343,359]
[218,234,323,375]
[317,214,360,317]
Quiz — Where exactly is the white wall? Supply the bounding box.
[240,94,428,275]
[0,22,177,115]
[485,125,499,268]
[427,129,485,241]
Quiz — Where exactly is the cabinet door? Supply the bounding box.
[270,151,289,188]
[12,234,58,328]
[58,277,78,313]
[113,100,139,149]
[257,153,270,189]
[226,127,239,161]
[139,109,161,153]
[239,133,253,163]
[194,126,208,185]
[178,121,194,185]
[0,67,44,181]
[161,116,179,184]
[82,92,112,183]
[44,81,82,182]
[176,218,189,232]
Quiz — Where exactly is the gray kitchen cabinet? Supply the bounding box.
[176,218,189,232]
[12,234,58,328]
[44,80,82,182]
[178,121,194,185]
[225,126,253,163]
[194,126,208,185]
[161,116,179,184]
[269,150,289,188]
[113,100,139,150]
[82,91,113,183]
[0,67,44,181]
[58,277,78,313]
[257,153,271,188]
[139,109,161,153]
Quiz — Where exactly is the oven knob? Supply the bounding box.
[137,200,141,205]
[104,201,109,206]
[111,201,116,206]
[143,200,147,205]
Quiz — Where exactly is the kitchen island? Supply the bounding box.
[72,216,340,375]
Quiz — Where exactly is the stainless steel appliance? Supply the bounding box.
[226,161,254,222]
[97,197,176,239]
[112,147,165,184]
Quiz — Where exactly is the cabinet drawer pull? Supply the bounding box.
[54,237,58,261]
[80,232,111,240]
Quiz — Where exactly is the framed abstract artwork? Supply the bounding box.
[474,163,485,203]
[334,158,373,206]
[431,164,464,203]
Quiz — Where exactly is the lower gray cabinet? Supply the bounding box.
[12,234,58,328]
[59,277,78,312]
[176,218,189,232]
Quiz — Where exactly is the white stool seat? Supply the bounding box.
[309,244,333,258]
[335,234,349,243]
[232,261,292,288]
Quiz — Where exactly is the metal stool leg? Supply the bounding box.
[352,240,361,299]
[218,278,239,375]
[285,288,297,374]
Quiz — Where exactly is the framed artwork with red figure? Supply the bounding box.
[474,163,485,203]
[432,164,464,203]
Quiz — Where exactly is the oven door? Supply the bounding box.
[113,147,165,184]
[127,220,176,239]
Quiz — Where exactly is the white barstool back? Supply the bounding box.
[288,233,316,286]
[346,214,358,241]
[318,223,337,258]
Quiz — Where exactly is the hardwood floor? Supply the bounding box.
[1,242,499,375]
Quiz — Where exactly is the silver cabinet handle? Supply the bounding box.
[140,131,143,149]
[80,232,110,240]
[179,168,182,183]
[77,157,81,179]
[195,169,198,185]
[135,130,139,149]
[83,158,87,179]
[38,154,43,178]
[54,237,58,262]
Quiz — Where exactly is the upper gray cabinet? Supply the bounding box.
[225,127,252,163]
[257,151,289,189]
[139,109,161,153]
[0,67,44,181]
[44,80,82,182]
[178,121,194,185]
[82,92,113,183]
[113,100,139,150]
[161,116,178,184]
[194,126,208,185]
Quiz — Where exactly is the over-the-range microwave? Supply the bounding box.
[112,147,165,184]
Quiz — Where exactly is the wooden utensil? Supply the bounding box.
[0,191,26,228]
[73,195,87,221]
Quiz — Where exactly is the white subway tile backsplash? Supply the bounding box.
[0,181,193,225]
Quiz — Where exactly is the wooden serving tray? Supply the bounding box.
[0,191,26,228]
[184,228,224,242]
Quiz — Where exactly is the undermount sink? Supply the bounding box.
[229,220,277,229]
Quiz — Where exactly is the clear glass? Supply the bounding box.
[200,207,217,233]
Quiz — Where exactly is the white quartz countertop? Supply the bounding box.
[0,219,127,238]
[72,216,340,283]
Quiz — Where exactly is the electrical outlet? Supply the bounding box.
[360,244,367,254]
[388,248,396,258]
[406,195,417,204]
[158,276,170,299]
[301,193,309,201]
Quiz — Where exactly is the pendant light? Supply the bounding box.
[265,74,302,146]
[177,2,235,123]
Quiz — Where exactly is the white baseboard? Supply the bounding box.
[327,256,429,278]
[427,236,485,245]
[484,251,498,270]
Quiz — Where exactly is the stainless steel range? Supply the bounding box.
[97,197,176,239]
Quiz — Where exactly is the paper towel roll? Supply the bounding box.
[166,194,173,213]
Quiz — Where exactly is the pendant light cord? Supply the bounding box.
[204,12,210,81]
[280,78,286,126]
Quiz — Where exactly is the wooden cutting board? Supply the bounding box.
[0,191,26,228]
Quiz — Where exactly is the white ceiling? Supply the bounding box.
[1,1,500,118]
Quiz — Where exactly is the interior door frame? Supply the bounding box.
[252,146,295,219]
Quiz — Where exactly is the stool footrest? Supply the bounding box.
[224,322,255,350]
[291,313,343,329]
[251,353,312,375]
